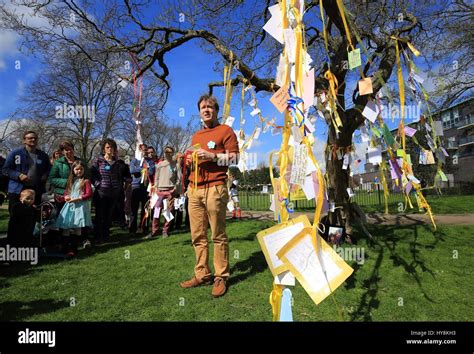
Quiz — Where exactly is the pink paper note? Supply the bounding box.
[404,126,417,137]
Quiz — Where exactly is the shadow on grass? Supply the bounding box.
[349,222,444,320]
[0,299,69,321]
[227,251,267,287]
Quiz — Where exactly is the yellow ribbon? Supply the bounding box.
[324,70,343,131]
[269,283,283,321]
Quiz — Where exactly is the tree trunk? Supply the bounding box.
[325,112,355,239]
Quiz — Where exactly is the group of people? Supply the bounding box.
[2,94,240,297]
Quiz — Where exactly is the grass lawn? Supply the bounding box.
[360,195,474,214]
[0,206,7,233]
[0,218,472,321]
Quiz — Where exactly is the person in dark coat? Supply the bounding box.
[7,189,37,247]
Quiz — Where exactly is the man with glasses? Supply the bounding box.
[2,130,51,212]
[147,146,181,238]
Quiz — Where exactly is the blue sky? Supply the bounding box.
[0,1,433,173]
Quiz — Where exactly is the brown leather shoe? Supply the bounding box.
[211,277,227,298]
[180,276,212,288]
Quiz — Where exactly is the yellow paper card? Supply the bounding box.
[277,227,353,305]
[290,186,307,201]
[358,77,373,95]
[256,215,312,276]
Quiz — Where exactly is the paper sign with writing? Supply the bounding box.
[270,84,290,113]
[348,48,361,70]
[290,144,308,187]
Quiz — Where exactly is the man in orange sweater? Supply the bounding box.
[180,95,239,298]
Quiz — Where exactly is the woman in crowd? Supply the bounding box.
[91,138,129,244]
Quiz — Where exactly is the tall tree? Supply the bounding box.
[0,0,455,233]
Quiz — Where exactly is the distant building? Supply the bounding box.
[355,97,474,187]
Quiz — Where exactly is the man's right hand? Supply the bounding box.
[19,174,29,183]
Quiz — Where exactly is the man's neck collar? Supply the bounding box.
[204,119,219,129]
[25,146,36,153]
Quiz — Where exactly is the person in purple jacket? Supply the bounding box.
[91,138,128,244]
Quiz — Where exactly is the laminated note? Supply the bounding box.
[256,215,312,276]
[303,69,315,111]
[433,121,444,136]
[342,153,350,170]
[224,116,235,128]
[270,84,290,113]
[227,201,234,212]
[425,123,432,132]
[253,127,261,140]
[367,146,382,165]
[274,270,296,286]
[250,108,261,116]
[358,77,373,95]
[290,144,308,187]
[360,126,370,142]
[275,54,285,87]
[405,182,413,194]
[276,227,353,305]
[347,188,355,198]
[263,6,284,44]
[283,29,296,63]
[348,48,361,70]
[382,125,395,146]
[438,170,448,182]
[404,126,417,137]
[362,101,379,123]
[426,150,435,164]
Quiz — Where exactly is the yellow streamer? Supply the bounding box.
[269,284,283,321]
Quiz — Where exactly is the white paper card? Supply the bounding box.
[362,101,379,123]
[274,270,296,286]
[289,144,308,187]
[262,222,306,270]
[250,108,261,117]
[367,146,382,165]
[225,116,235,128]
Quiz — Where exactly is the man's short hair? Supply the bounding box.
[20,189,35,198]
[59,140,74,151]
[147,146,155,152]
[164,146,174,153]
[23,131,37,139]
[197,95,219,112]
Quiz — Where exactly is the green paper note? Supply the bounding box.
[348,48,361,70]
[396,149,404,157]
[382,125,395,146]
[371,126,381,138]
[438,170,448,182]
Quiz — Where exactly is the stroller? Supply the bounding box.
[35,193,70,259]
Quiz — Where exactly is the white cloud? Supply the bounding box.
[0,30,20,71]
[16,79,25,96]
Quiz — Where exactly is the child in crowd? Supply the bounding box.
[7,189,37,247]
[55,160,93,256]
[229,174,241,219]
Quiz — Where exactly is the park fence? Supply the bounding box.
[236,181,474,211]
